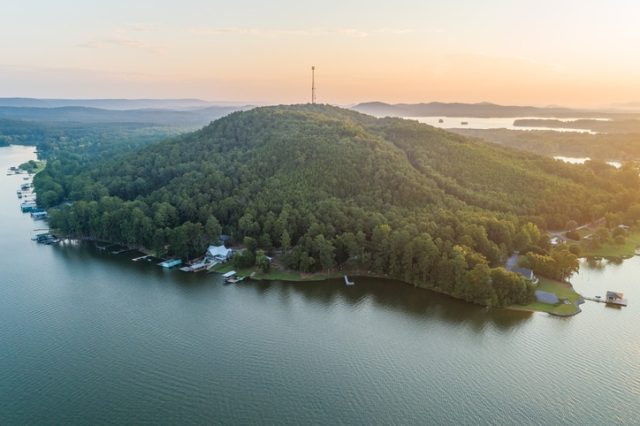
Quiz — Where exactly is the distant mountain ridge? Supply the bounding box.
[0,98,237,110]
[0,105,248,127]
[351,101,613,118]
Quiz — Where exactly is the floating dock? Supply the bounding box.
[223,270,245,283]
[132,255,152,262]
[584,291,628,307]
[344,275,355,286]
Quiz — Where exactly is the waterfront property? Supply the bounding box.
[158,258,182,269]
[506,254,538,283]
[206,245,233,263]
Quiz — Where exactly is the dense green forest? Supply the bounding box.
[37,105,640,307]
[452,128,640,161]
[0,118,183,159]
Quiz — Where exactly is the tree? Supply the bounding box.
[551,248,579,281]
[313,234,335,272]
[255,249,271,272]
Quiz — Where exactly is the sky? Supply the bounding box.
[1,0,640,107]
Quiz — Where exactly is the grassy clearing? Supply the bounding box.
[209,263,342,282]
[19,160,46,175]
[511,277,582,316]
[577,230,640,258]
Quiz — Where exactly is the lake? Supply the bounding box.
[408,116,600,134]
[554,156,622,169]
[1,145,638,425]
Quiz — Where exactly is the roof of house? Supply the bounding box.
[207,245,232,258]
[506,254,535,279]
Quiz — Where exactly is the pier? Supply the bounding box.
[132,255,152,262]
[344,275,355,286]
[583,293,628,307]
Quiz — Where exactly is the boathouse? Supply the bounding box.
[606,291,628,306]
[159,258,182,269]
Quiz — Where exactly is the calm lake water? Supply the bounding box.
[408,116,600,134]
[1,145,639,425]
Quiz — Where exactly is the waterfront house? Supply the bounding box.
[550,236,562,246]
[206,245,233,263]
[506,253,538,283]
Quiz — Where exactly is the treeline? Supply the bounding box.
[38,105,640,307]
[452,128,640,162]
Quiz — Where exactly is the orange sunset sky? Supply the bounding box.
[2,0,640,107]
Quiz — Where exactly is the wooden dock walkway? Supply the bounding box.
[583,296,628,306]
[132,255,152,262]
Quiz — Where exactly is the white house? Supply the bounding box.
[206,245,233,263]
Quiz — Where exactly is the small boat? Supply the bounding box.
[34,233,60,245]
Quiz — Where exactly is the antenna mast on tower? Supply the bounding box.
[311,66,316,104]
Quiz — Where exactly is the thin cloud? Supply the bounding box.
[191,26,413,38]
[78,35,167,54]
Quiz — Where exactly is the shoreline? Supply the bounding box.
[40,236,586,317]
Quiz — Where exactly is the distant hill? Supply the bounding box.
[0,98,235,110]
[352,101,610,118]
[0,105,247,127]
[39,105,640,307]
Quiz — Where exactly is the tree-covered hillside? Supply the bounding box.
[39,105,640,307]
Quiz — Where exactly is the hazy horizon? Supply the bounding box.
[3,0,640,107]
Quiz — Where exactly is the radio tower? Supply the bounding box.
[311,66,316,104]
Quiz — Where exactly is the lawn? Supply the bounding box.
[578,230,640,258]
[209,262,342,282]
[511,277,583,316]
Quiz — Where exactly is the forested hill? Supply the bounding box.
[39,105,640,307]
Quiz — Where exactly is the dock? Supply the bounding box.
[344,275,355,286]
[223,270,245,283]
[111,248,133,255]
[132,255,152,262]
[584,292,628,307]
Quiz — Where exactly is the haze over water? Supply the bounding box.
[2,145,639,424]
